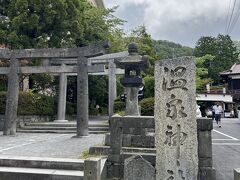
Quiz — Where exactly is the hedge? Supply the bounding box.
[139,97,154,116]
[114,98,125,113]
[143,76,154,98]
[0,91,55,115]
[113,97,155,116]
[0,91,109,116]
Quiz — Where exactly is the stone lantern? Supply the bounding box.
[115,43,149,116]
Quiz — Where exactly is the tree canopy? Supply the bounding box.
[0,0,123,48]
[2,1,238,115]
[195,54,214,92]
[154,40,193,60]
[194,34,239,84]
[0,0,125,113]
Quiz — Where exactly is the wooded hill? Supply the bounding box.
[153,40,193,60]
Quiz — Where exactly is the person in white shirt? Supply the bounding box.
[213,103,223,127]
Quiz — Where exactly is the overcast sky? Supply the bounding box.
[104,0,240,47]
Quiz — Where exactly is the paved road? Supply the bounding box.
[212,118,240,180]
[0,133,104,158]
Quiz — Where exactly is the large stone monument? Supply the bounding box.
[115,43,149,116]
[155,57,198,179]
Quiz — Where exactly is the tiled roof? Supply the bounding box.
[220,63,240,75]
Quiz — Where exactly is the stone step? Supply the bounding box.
[0,167,83,180]
[17,129,108,134]
[89,145,156,155]
[20,126,109,131]
[0,156,84,171]
[27,122,109,128]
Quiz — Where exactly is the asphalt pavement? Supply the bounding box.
[0,133,105,158]
[212,118,240,180]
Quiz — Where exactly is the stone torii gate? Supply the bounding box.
[50,51,128,120]
[0,42,109,136]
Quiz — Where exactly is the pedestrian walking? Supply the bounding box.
[213,103,223,128]
[212,105,215,121]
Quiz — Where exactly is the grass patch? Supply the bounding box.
[79,150,107,159]
[115,111,125,116]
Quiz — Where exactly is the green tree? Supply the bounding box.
[88,75,108,111]
[234,41,240,57]
[143,76,154,98]
[154,40,193,59]
[0,0,124,49]
[194,36,216,57]
[127,26,157,63]
[125,25,158,76]
[194,34,239,84]
[0,0,124,112]
[195,55,214,92]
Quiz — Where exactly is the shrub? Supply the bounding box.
[89,108,99,116]
[66,102,76,115]
[144,76,154,98]
[0,92,6,114]
[18,92,36,115]
[0,91,55,115]
[114,100,125,113]
[139,97,154,116]
[33,94,55,115]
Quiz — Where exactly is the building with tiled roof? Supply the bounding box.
[195,63,240,118]
[220,63,240,116]
[220,63,240,93]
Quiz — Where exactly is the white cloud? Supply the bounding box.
[104,0,240,46]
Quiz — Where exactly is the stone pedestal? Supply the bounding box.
[125,87,140,116]
[155,57,198,180]
[197,118,216,180]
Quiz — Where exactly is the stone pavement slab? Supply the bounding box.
[0,133,104,158]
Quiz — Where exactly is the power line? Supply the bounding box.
[229,1,240,33]
[225,0,233,34]
[227,0,237,34]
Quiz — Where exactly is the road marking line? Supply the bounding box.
[0,142,35,152]
[213,129,239,140]
[212,139,238,141]
[213,143,240,145]
[0,134,68,152]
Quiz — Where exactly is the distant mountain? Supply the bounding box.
[153,40,193,59]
